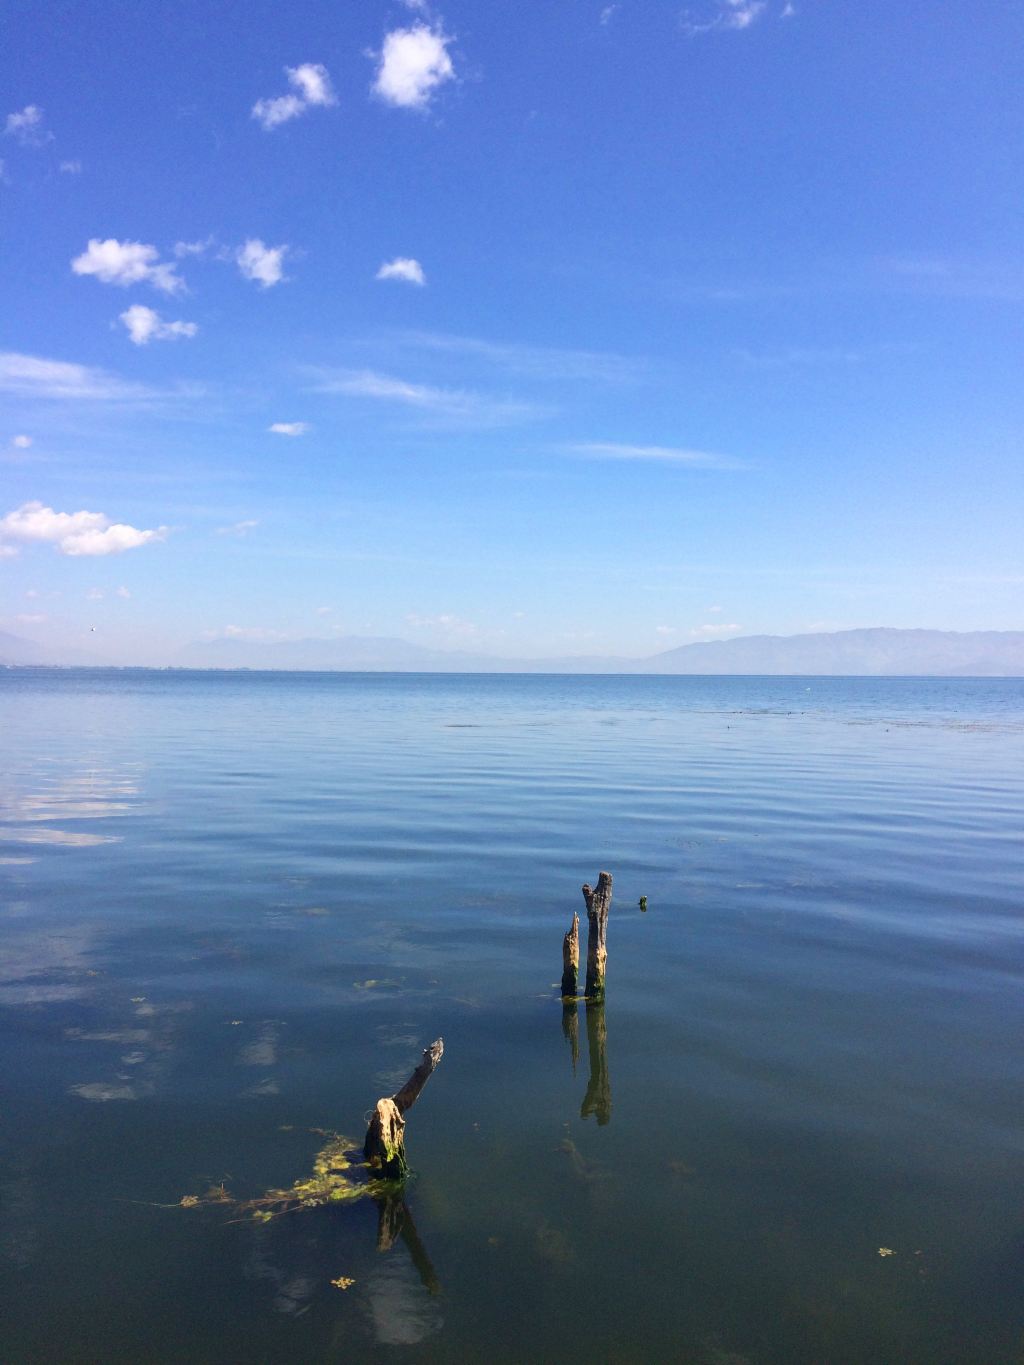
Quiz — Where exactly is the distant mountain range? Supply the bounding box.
[645,628,1024,676]
[0,630,103,667]
[3,626,1024,675]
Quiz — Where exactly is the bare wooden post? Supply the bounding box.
[582,871,613,999]
[561,910,579,998]
[364,1038,444,1180]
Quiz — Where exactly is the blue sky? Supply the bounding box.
[1,0,1022,663]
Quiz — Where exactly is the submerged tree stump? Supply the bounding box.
[364,1038,444,1180]
[582,871,613,999]
[561,910,580,998]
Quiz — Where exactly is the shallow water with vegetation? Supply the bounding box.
[1,670,1023,1363]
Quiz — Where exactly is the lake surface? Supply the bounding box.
[1,670,1023,1364]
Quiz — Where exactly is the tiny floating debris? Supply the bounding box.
[330,1276,356,1290]
[638,895,648,913]
[878,1246,895,1257]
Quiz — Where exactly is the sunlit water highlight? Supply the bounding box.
[1,670,1022,1362]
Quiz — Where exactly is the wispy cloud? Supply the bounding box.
[872,252,1024,303]
[0,502,168,557]
[733,345,866,367]
[59,159,82,174]
[118,305,198,346]
[314,367,538,426]
[11,434,32,449]
[216,520,260,537]
[205,624,289,642]
[372,24,455,109]
[689,622,742,636]
[252,63,337,130]
[569,442,746,469]
[236,238,288,287]
[0,352,155,402]
[173,236,214,258]
[681,0,768,36]
[268,421,309,436]
[376,257,426,286]
[4,105,54,146]
[406,611,478,638]
[600,6,620,25]
[391,330,647,382]
[71,239,184,294]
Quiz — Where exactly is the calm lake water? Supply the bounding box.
[1,669,1023,1364]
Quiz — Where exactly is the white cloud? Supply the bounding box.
[16,612,47,623]
[71,239,184,294]
[690,622,742,637]
[682,0,768,36]
[4,105,53,146]
[253,63,336,129]
[316,367,535,426]
[569,442,745,469]
[59,159,82,174]
[217,520,259,537]
[376,257,426,286]
[11,434,32,449]
[0,352,151,401]
[316,605,333,616]
[373,24,455,110]
[268,421,309,436]
[116,586,132,598]
[655,625,678,635]
[86,587,104,601]
[0,502,168,558]
[236,238,288,287]
[288,63,336,106]
[119,304,198,346]
[251,93,304,130]
[600,5,619,24]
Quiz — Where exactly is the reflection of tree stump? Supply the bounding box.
[562,998,579,1073]
[582,871,613,999]
[375,1193,442,1295]
[580,1000,611,1126]
[561,910,579,998]
[364,1039,444,1179]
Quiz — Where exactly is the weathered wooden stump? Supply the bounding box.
[364,1038,444,1180]
[582,871,613,999]
[561,910,580,998]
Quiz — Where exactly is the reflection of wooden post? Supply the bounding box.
[365,1039,444,1180]
[561,911,579,998]
[582,871,613,999]
[580,1000,611,1126]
